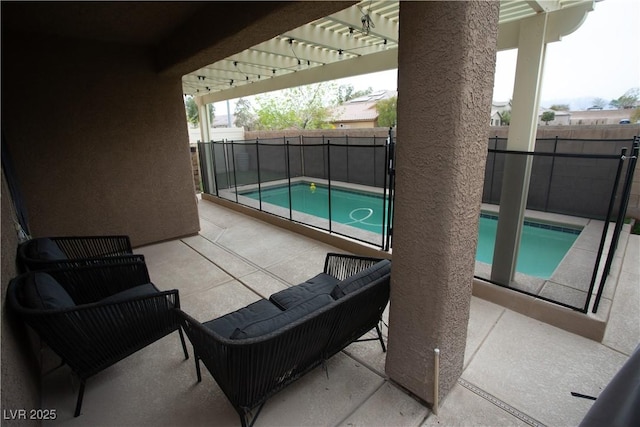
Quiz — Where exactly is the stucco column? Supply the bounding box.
[491,14,548,285]
[386,1,499,406]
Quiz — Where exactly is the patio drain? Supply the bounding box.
[457,378,547,427]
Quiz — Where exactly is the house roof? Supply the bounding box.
[331,89,396,123]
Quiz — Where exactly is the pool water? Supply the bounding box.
[242,182,390,234]
[241,182,580,279]
[476,213,579,278]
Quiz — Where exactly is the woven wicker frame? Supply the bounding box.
[17,235,135,271]
[179,253,390,427]
[7,260,188,416]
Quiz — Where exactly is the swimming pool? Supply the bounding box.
[241,182,581,279]
[241,182,390,234]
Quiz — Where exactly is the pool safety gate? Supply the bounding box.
[198,134,638,313]
[480,137,639,313]
[198,130,395,251]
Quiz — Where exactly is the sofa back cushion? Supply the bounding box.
[269,272,339,310]
[231,294,333,340]
[22,272,75,310]
[330,259,391,299]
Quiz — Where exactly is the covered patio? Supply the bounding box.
[3,1,637,424]
[39,197,638,426]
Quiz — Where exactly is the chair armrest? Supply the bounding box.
[15,290,181,379]
[44,259,151,304]
[51,235,133,258]
[323,253,387,280]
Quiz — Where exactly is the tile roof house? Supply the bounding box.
[331,90,397,128]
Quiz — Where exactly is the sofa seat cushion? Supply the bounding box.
[269,273,339,309]
[100,283,160,303]
[22,272,75,309]
[204,299,284,339]
[331,259,391,299]
[28,238,67,261]
[230,294,334,340]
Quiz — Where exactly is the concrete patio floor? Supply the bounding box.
[41,197,639,426]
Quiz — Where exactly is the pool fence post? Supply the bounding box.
[286,139,292,221]
[256,139,262,212]
[584,147,627,313]
[327,139,332,233]
[231,141,238,203]
[544,136,559,212]
[346,134,350,184]
[593,141,638,313]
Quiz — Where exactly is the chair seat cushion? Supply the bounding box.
[22,272,75,309]
[230,294,334,340]
[331,259,391,299]
[204,299,283,339]
[100,283,160,303]
[28,238,67,261]
[269,273,339,309]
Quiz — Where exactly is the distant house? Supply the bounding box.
[331,90,396,128]
[213,114,236,128]
[490,101,511,126]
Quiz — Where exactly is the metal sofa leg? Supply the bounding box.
[375,324,386,353]
[74,379,86,417]
[178,327,189,360]
[195,354,202,383]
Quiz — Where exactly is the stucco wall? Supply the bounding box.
[1,171,40,426]
[490,125,640,219]
[1,32,200,247]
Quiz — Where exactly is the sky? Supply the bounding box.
[215,0,639,115]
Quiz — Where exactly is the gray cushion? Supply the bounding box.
[28,238,67,261]
[231,293,333,340]
[100,283,159,303]
[22,272,75,309]
[331,259,391,299]
[204,299,283,339]
[269,273,339,309]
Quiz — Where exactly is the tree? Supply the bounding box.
[336,84,373,104]
[375,96,397,127]
[550,104,570,111]
[591,98,607,109]
[609,87,640,109]
[184,96,199,126]
[254,83,335,130]
[208,103,215,125]
[234,98,257,130]
[497,110,511,126]
[541,111,555,125]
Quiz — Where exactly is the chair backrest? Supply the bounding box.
[17,235,134,271]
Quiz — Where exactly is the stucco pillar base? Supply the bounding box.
[385,1,500,405]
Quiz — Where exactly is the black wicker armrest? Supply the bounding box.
[43,259,151,304]
[45,235,133,258]
[323,253,387,280]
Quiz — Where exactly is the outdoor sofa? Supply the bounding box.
[178,253,391,427]
[7,259,189,417]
